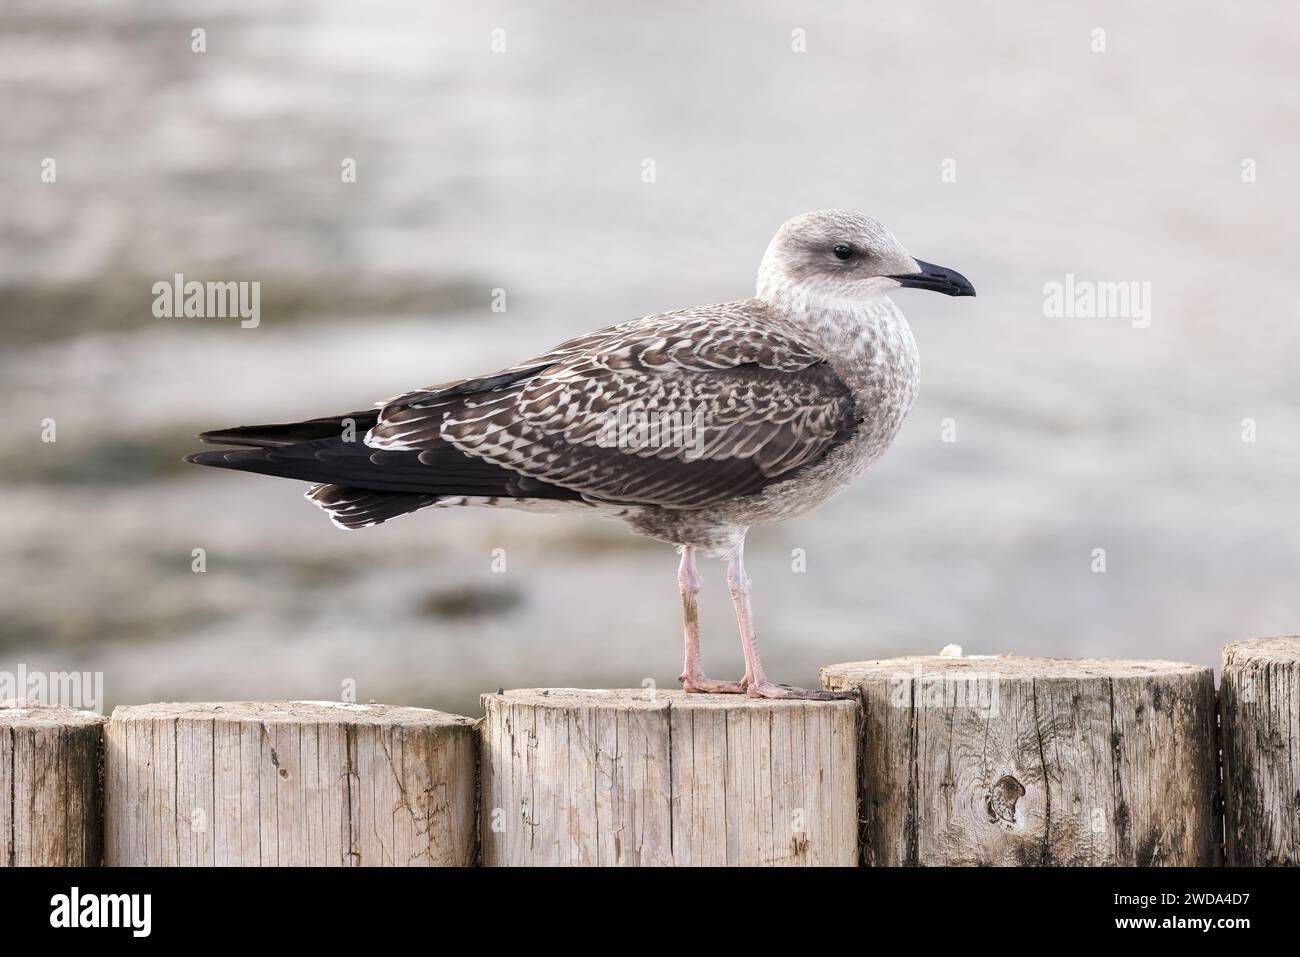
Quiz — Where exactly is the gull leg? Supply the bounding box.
[726,539,856,701]
[677,546,744,694]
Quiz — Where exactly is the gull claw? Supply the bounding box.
[678,673,745,694]
[745,682,859,701]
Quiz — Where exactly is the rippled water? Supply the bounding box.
[2,0,1298,718]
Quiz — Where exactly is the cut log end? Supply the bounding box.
[110,699,476,727]
[1223,635,1300,668]
[480,688,859,866]
[821,655,1219,867]
[822,655,1210,685]
[104,700,478,866]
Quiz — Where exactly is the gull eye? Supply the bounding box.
[832,243,853,261]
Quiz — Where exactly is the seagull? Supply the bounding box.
[187,210,974,699]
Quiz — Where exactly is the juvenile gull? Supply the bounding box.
[187,210,974,699]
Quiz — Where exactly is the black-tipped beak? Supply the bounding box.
[888,259,976,297]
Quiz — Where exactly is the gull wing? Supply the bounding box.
[368,300,858,509]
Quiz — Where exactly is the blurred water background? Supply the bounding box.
[2,0,1298,718]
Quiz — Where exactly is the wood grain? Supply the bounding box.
[1221,636,1300,865]
[0,702,105,866]
[479,688,858,866]
[103,701,477,866]
[821,656,1219,866]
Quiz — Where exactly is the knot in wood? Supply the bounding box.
[986,774,1026,824]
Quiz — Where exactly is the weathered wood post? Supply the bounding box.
[104,701,477,866]
[480,689,859,866]
[1221,636,1300,865]
[821,656,1219,866]
[0,702,106,866]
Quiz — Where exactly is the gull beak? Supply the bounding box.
[888,259,976,297]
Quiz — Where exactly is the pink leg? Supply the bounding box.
[677,546,744,694]
[726,538,856,701]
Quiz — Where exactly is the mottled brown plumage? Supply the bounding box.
[368,302,857,509]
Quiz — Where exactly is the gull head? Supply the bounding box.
[756,209,975,306]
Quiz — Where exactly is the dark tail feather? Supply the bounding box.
[185,439,585,499]
[185,445,509,494]
[197,411,379,448]
[306,483,441,529]
[185,447,443,528]
[185,430,583,529]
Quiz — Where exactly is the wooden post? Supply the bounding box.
[1221,636,1300,865]
[821,656,1219,866]
[0,702,105,866]
[480,689,859,866]
[104,701,477,866]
